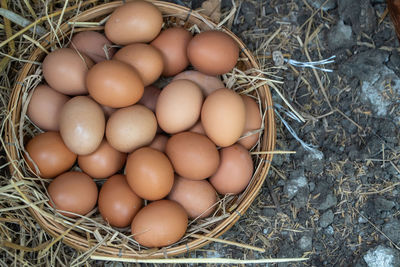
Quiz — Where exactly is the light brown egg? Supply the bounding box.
[105,1,163,45]
[168,175,217,219]
[156,80,203,134]
[106,105,157,153]
[70,31,116,63]
[113,44,163,86]
[189,120,206,135]
[238,95,262,149]
[131,199,188,248]
[126,147,174,201]
[149,134,168,153]
[42,48,93,95]
[209,144,253,195]
[27,84,70,131]
[78,139,127,179]
[59,96,105,155]
[201,88,245,147]
[172,70,225,96]
[187,30,239,75]
[48,171,98,218]
[138,85,161,112]
[25,132,77,178]
[98,174,142,228]
[151,27,192,76]
[165,132,219,180]
[87,60,144,108]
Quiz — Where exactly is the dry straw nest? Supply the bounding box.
[4,0,276,260]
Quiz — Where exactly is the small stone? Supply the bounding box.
[317,193,337,210]
[298,235,313,251]
[319,209,334,228]
[325,226,334,235]
[327,20,354,50]
[306,0,337,11]
[358,216,368,224]
[382,220,400,244]
[284,175,308,199]
[363,245,400,267]
[309,182,315,192]
[375,198,396,212]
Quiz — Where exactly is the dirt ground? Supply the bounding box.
[1,0,399,266]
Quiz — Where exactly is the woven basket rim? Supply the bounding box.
[5,0,276,259]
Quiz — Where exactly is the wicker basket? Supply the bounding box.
[5,0,276,259]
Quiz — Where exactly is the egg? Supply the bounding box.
[131,199,188,248]
[78,139,127,179]
[106,105,157,153]
[238,95,262,149]
[138,85,161,112]
[25,132,77,178]
[105,1,163,45]
[70,31,116,63]
[165,132,219,180]
[98,174,142,228]
[201,88,245,147]
[48,171,98,218]
[172,70,225,96]
[187,30,239,75]
[86,60,144,108]
[113,44,163,86]
[189,120,206,135]
[59,96,105,155]
[156,80,203,134]
[168,175,217,219]
[27,84,70,131]
[149,134,168,152]
[42,48,93,95]
[209,144,253,194]
[125,147,174,201]
[151,27,192,76]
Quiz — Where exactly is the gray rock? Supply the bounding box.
[325,226,335,235]
[303,150,324,174]
[284,173,308,199]
[298,234,313,251]
[317,193,337,210]
[327,20,354,50]
[382,220,400,244]
[375,198,396,212]
[306,0,337,11]
[338,0,376,35]
[363,245,400,267]
[319,209,334,228]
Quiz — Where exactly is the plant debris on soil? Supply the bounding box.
[1,0,400,266]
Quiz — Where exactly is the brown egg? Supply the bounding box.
[156,80,203,134]
[25,132,77,178]
[78,139,127,179]
[138,85,161,112]
[201,88,245,147]
[27,84,70,131]
[172,70,225,96]
[168,175,217,219]
[126,147,174,200]
[189,120,206,135]
[42,48,93,95]
[59,96,105,155]
[98,174,142,228]
[87,60,144,108]
[70,31,116,63]
[113,44,163,86]
[187,30,239,75]
[165,132,219,180]
[48,171,98,218]
[131,200,188,248]
[149,134,168,153]
[105,1,163,45]
[209,144,253,195]
[238,95,262,149]
[106,105,157,153]
[151,27,192,76]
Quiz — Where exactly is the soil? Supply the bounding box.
[165,0,400,266]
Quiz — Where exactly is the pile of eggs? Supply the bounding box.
[25,1,262,248]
